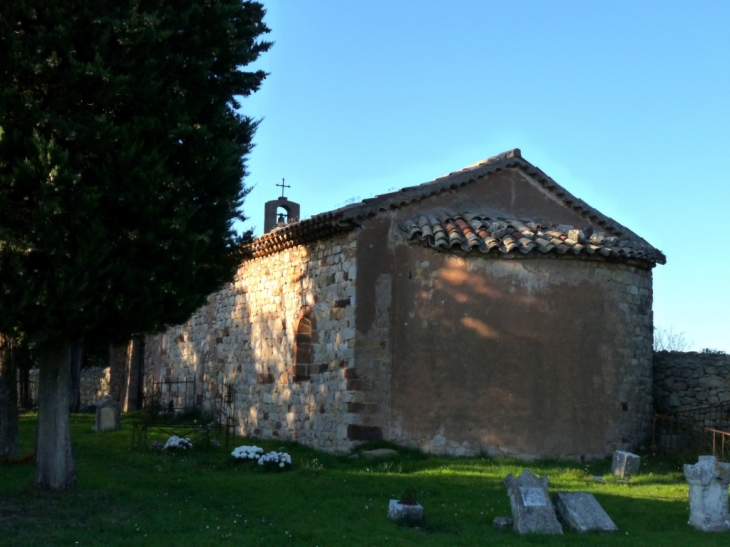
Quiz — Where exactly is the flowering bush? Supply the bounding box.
[258,451,292,471]
[231,445,264,461]
[163,435,193,451]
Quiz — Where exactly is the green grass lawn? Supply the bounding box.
[0,412,721,546]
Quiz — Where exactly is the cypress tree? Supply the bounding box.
[0,0,270,489]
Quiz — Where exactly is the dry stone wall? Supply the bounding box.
[653,351,730,413]
[145,232,360,453]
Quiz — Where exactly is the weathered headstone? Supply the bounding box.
[503,470,563,534]
[95,396,120,432]
[553,492,618,533]
[387,500,423,524]
[684,455,730,531]
[611,450,640,478]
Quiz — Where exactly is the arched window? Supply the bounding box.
[294,313,314,381]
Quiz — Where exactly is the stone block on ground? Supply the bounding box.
[361,448,398,459]
[387,500,423,524]
[503,470,563,534]
[553,492,618,533]
[492,516,513,531]
[95,396,120,432]
[611,450,640,478]
[684,455,730,531]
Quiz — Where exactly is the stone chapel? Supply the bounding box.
[143,149,666,459]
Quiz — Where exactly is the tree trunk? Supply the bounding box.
[35,339,77,490]
[0,334,19,458]
[69,338,83,413]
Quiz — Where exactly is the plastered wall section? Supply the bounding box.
[654,351,730,413]
[144,231,360,453]
[386,251,655,460]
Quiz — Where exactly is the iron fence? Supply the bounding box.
[146,377,197,412]
[675,403,730,431]
[653,409,730,462]
[16,379,37,409]
[218,382,237,449]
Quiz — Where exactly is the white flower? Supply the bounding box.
[257,451,292,470]
[163,435,192,450]
[231,445,264,460]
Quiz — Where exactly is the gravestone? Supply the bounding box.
[387,500,423,524]
[503,470,563,534]
[95,396,121,432]
[684,455,730,531]
[611,450,640,478]
[553,492,618,533]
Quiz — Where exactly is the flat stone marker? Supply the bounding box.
[684,455,730,531]
[387,500,423,524]
[611,450,640,478]
[504,470,563,534]
[361,448,398,459]
[553,492,618,533]
[95,396,120,432]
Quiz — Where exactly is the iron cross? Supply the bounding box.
[277,178,290,197]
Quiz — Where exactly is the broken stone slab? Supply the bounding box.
[553,492,618,533]
[387,500,423,524]
[684,455,730,531]
[361,448,398,459]
[95,396,120,432]
[611,450,640,478]
[504,470,563,534]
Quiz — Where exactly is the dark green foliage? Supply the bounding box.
[398,487,418,505]
[0,0,271,344]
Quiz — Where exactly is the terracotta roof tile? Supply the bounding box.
[402,211,663,264]
[246,149,666,264]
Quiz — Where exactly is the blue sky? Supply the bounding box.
[238,1,730,352]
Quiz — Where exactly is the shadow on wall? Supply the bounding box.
[391,251,628,458]
[153,244,333,442]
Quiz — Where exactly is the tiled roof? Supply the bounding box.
[245,212,353,258]
[245,149,665,264]
[402,211,666,264]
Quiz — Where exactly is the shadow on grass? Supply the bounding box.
[0,413,720,547]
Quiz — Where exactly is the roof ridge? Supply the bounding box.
[245,149,664,263]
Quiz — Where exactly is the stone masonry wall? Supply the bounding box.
[24,367,110,407]
[145,231,360,453]
[653,351,730,413]
[599,260,656,454]
[80,366,111,406]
